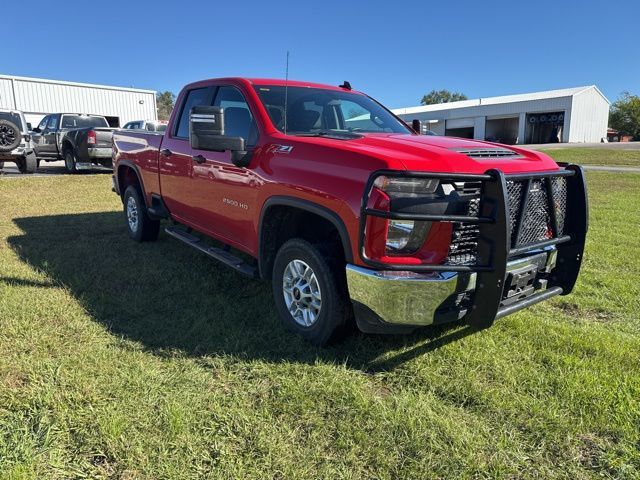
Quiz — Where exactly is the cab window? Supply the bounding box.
[174,87,214,138]
[213,86,258,146]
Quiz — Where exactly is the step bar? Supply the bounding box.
[165,227,258,278]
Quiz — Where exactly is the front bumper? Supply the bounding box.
[346,248,559,331]
[350,164,588,332]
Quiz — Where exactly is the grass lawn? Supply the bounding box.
[1,172,639,479]
[537,148,640,167]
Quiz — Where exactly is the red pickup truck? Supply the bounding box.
[112,77,587,345]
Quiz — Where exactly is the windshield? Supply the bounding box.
[61,115,109,129]
[254,86,411,136]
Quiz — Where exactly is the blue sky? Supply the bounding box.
[4,0,639,108]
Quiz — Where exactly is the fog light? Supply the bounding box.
[386,220,431,254]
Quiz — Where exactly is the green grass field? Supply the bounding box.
[538,148,640,167]
[1,172,639,479]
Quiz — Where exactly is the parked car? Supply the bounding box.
[32,113,115,173]
[122,120,167,132]
[112,77,588,345]
[0,109,37,174]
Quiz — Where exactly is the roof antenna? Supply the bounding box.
[339,80,352,90]
[284,51,290,134]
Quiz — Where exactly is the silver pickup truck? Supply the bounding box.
[32,113,115,173]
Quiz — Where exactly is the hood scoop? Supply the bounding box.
[452,147,524,160]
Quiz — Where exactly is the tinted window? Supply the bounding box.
[254,85,411,135]
[61,115,108,129]
[175,87,214,138]
[213,86,257,146]
[37,116,48,131]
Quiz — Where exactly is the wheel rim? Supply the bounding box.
[282,259,322,327]
[126,196,139,232]
[0,125,17,147]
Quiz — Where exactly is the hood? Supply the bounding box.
[291,133,560,174]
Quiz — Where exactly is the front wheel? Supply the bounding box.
[123,185,160,242]
[272,239,351,345]
[17,155,37,174]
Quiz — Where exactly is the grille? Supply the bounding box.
[453,148,523,159]
[506,177,567,248]
[445,185,481,265]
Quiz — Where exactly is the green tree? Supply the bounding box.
[609,92,640,140]
[156,91,176,121]
[420,89,468,106]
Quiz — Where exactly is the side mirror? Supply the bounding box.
[189,106,250,167]
[27,123,32,131]
[412,119,422,134]
[32,127,41,133]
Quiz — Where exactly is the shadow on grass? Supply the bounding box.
[9,212,477,371]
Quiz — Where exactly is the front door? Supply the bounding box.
[40,115,60,157]
[158,86,215,225]
[189,86,260,250]
[32,115,48,157]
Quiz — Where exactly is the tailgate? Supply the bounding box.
[94,128,116,148]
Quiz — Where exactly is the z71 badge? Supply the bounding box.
[267,144,294,154]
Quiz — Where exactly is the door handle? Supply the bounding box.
[192,154,206,164]
[160,148,172,157]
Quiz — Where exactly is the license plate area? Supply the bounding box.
[501,251,554,306]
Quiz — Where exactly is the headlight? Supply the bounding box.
[373,176,439,197]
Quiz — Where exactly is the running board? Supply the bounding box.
[164,227,258,278]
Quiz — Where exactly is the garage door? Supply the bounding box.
[446,117,474,129]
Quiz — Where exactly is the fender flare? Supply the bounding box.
[258,196,354,276]
[116,161,148,206]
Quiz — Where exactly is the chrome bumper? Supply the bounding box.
[346,249,558,330]
[346,265,475,327]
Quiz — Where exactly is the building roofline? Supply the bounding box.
[0,73,157,94]
[392,85,605,115]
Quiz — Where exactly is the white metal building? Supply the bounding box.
[393,86,610,144]
[0,74,157,128]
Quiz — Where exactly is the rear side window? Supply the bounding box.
[174,87,214,138]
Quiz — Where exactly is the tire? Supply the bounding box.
[17,155,37,174]
[123,185,160,242]
[0,120,21,153]
[0,161,4,169]
[64,150,77,174]
[272,238,351,345]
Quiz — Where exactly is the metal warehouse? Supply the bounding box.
[0,74,157,128]
[393,86,610,144]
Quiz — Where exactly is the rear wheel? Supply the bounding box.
[123,185,160,242]
[64,150,77,174]
[0,161,4,169]
[272,238,351,345]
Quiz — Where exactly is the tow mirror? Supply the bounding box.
[189,106,250,167]
[412,119,422,134]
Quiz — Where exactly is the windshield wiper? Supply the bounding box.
[291,130,363,139]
